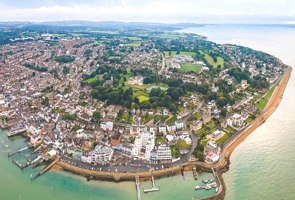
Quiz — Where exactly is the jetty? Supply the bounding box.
[135,176,141,200]
[8,146,29,157]
[143,175,160,193]
[12,159,31,170]
[32,157,59,180]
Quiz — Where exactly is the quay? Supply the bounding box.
[143,175,160,193]
[135,176,141,200]
[32,157,59,180]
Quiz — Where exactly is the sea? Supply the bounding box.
[1,24,295,200]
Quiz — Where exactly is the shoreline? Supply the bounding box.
[53,66,292,199]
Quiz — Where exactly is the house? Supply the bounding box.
[202,110,212,124]
[232,113,244,127]
[158,124,167,135]
[100,121,113,131]
[162,108,170,116]
[190,120,203,132]
[107,111,117,119]
[166,123,176,134]
[175,120,184,130]
[212,130,221,139]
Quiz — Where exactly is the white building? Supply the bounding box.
[88,145,114,163]
[132,136,142,156]
[153,144,172,163]
[175,120,184,130]
[100,121,114,131]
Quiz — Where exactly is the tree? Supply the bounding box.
[93,111,102,123]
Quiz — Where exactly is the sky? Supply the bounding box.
[0,0,295,24]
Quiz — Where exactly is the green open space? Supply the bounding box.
[216,133,230,146]
[165,115,177,124]
[256,86,276,109]
[180,63,201,73]
[84,76,98,84]
[123,42,141,47]
[164,51,196,58]
[199,51,224,68]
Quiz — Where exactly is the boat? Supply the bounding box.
[209,178,214,182]
[205,184,212,190]
[7,123,26,137]
[202,179,208,183]
[216,187,218,192]
[211,182,218,188]
[195,186,201,190]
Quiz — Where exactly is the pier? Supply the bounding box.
[143,175,160,193]
[32,157,59,180]
[135,176,141,200]
[8,146,29,157]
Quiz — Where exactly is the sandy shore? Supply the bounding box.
[220,67,292,164]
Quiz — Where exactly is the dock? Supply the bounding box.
[193,165,198,180]
[143,175,160,193]
[135,176,141,200]
[12,159,31,170]
[8,146,29,157]
[32,157,59,180]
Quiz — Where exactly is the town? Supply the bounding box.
[0,25,287,173]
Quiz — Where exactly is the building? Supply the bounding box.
[228,113,244,127]
[175,120,184,130]
[89,145,114,163]
[166,123,176,134]
[190,120,203,132]
[132,136,142,156]
[158,125,167,135]
[202,110,212,124]
[100,121,114,131]
[152,143,172,163]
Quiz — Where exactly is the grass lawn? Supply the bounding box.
[138,95,149,102]
[181,63,201,73]
[124,37,142,41]
[154,115,162,124]
[128,84,149,90]
[146,85,168,92]
[156,138,165,144]
[199,51,225,68]
[144,115,154,123]
[216,133,230,146]
[166,115,177,124]
[164,51,196,58]
[189,112,202,121]
[256,86,276,109]
[84,76,98,84]
[177,140,191,149]
[123,42,141,47]
[245,115,256,124]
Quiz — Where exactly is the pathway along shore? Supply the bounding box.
[54,66,292,200]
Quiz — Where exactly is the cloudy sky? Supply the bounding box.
[0,0,295,24]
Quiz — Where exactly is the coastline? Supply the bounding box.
[52,66,292,199]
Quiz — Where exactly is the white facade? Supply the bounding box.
[89,145,114,163]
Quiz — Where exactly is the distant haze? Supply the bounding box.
[0,0,295,24]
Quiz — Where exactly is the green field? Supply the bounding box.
[164,51,196,58]
[166,115,177,124]
[216,133,230,146]
[181,63,201,73]
[84,76,98,84]
[256,86,276,109]
[123,42,141,47]
[138,95,149,102]
[199,51,224,68]
[124,37,142,41]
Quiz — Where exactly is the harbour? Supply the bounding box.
[0,24,295,200]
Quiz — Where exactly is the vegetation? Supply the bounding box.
[54,55,75,63]
[180,63,201,73]
[256,86,275,109]
[24,63,48,72]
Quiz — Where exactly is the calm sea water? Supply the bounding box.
[180,24,295,200]
[1,25,295,200]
